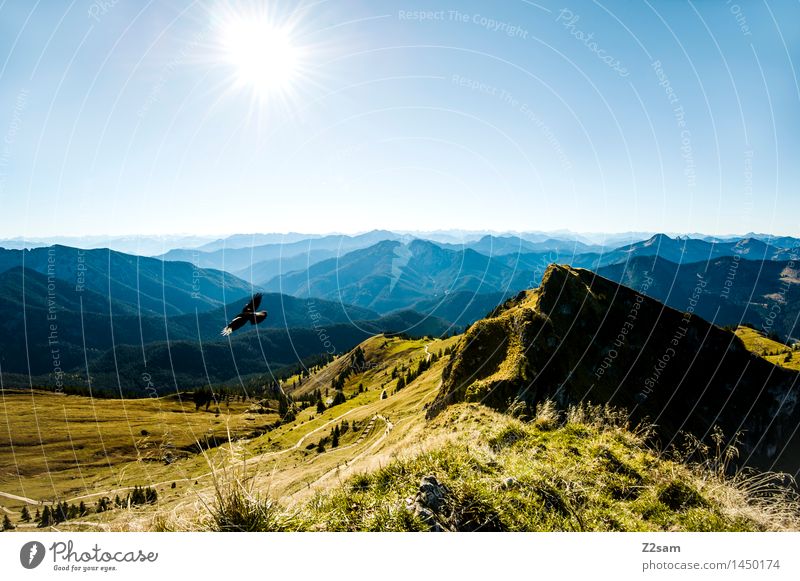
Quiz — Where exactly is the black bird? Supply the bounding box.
[221,293,267,336]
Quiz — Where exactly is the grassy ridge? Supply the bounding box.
[735,326,800,371]
[211,403,800,532]
[430,265,800,475]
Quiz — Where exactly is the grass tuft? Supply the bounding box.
[211,485,297,532]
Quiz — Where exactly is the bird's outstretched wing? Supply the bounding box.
[242,293,262,314]
[221,315,248,336]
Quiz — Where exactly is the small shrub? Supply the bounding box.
[658,481,708,511]
[211,486,297,532]
[533,400,560,430]
[488,424,527,450]
[350,473,371,493]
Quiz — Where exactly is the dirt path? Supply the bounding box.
[0,490,39,505]
[290,414,394,498]
[300,413,380,460]
[248,404,371,464]
[62,475,210,504]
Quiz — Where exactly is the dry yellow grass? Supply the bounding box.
[204,402,800,532]
[8,329,796,532]
[1,335,458,531]
[0,389,277,522]
[735,326,800,371]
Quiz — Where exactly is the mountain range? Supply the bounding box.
[597,255,799,342]
[0,245,253,315]
[253,234,799,341]
[159,230,406,274]
[584,234,797,268]
[164,231,798,303]
[2,230,799,396]
[0,256,452,393]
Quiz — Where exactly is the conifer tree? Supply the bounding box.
[39,506,52,527]
[332,390,346,406]
[316,390,326,414]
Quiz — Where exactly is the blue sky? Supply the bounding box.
[0,0,798,237]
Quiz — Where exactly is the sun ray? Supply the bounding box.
[208,1,316,126]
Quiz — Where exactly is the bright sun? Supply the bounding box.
[220,16,304,99]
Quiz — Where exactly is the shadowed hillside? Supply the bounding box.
[0,266,452,391]
[0,245,253,315]
[430,264,800,474]
[598,255,799,342]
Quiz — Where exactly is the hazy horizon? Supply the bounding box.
[3,228,798,241]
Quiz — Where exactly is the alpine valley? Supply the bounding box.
[1,231,800,532]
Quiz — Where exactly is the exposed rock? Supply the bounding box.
[408,475,451,531]
[418,475,449,512]
[500,477,519,490]
[406,474,507,532]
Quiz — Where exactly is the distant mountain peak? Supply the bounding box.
[644,233,673,245]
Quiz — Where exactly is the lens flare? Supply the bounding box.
[221,17,303,98]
